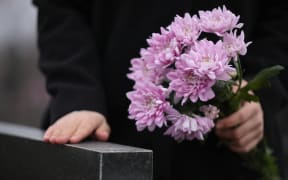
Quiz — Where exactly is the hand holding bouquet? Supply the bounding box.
[127,6,283,179]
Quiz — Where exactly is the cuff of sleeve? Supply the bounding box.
[49,87,107,124]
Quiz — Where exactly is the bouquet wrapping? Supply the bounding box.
[127,6,283,179]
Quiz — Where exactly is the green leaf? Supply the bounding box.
[240,93,260,102]
[242,65,284,92]
[212,80,234,103]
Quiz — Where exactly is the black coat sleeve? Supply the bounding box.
[33,0,107,125]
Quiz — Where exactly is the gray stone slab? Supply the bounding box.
[0,121,153,180]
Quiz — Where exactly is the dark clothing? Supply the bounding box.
[33,0,288,179]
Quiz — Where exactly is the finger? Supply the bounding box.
[43,125,54,142]
[69,120,101,144]
[94,122,111,141]
[216,102,259,130]
[49,126,64,144]
[216,112,262,140]
[55,121,79,144]
[229,130,263,153]
[230,123,263,149]
[51,112,82,144]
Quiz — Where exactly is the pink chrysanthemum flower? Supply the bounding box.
[127,6,252,143]
[167,67,215,105]
[199,5,243,36]
[181,39,235,81]
[126,82,170,131]
[127,57,166,85]
[146,28,180,67]
[199,105,220,120]
[168,13,201,45]
[223,30,252,60]
[164,108,214,142]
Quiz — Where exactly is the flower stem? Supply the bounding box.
[234,55,243,94]
[241,139,281,180]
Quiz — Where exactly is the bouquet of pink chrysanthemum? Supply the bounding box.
[127,6,283,179]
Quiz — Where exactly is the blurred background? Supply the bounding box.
[0,0,48,127]
[0,0,287,178]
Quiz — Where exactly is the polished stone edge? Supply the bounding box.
[0,121,152,153]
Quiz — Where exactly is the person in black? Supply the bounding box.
[33,0,288,179]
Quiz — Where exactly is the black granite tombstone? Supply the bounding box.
[0,121,153,180]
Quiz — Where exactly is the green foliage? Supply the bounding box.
[212,80,234,103]
[211,80,235,117]
[242,65,284,92]
[242,140,281,180]
[229,65,284,115]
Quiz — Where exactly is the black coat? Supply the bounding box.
[33,0,288,179]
